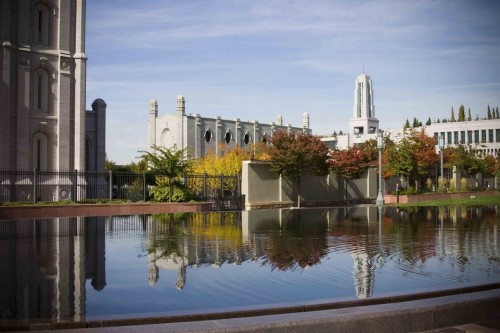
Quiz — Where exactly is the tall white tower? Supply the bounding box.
[349,73,379,145]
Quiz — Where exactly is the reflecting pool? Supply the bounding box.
[0,206,499,323]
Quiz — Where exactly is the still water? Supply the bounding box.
[0,206,499,323]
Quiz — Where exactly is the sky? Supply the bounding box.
[85,0,500,164]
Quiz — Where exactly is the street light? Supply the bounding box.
[376,130,384,206]
[438,134,445,189]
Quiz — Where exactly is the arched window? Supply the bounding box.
[33,133,49,170]
[85,137,92,171]
[224,131,232,144]
[244,132,251,145]
[33,68,49,113]
[34,4,50,46]
[204,129,212,143]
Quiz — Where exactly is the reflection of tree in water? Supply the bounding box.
[261,211,328,271]
[147,212,244,288]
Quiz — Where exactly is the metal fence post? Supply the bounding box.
[33,168,37,204]
[109,170,113,201]
[220,173,224,197]
[73,169,78,202]
[237,173,240,196]
[203,172,207,199]
[143,172,147,202]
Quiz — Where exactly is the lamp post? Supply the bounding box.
[376,130,384,206]
[438,134,445,188]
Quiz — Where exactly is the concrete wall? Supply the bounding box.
[242,161,378,209]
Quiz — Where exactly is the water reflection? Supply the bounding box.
[0,206,499,323]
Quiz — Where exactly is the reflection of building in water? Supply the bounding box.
[351,254,375,298]
[0,217,106,321]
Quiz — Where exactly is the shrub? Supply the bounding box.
[460,178,468,191]
[152,182,193,202]
[426,178,433,192]
[449,181,456,192]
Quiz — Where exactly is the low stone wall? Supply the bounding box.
[0,202,212,220]
[384,190,499,204]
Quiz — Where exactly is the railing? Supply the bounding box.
[0,169,242,211]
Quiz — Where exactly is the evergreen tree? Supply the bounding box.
[437,119,441,123]
[487,104,492,119]
[412,117,420,128]
[467,108,472,121]
[450,107,456,122]
[404,119,410,129]
[496,107,499,119]
[426,117,431,126]
[458,105,465,122]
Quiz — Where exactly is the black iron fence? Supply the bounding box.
[0,170,243,210]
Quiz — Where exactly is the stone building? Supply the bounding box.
[148,96,311,158]
[0,0,106,171]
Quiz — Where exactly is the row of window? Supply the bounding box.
[204,130,255,145]
[434,129,500,145]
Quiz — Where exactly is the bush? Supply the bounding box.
[152,182,193,202]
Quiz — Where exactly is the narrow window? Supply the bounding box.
[204,129,212,143]
[37,74,42,109]
[244,133,250,145]
[36,139,41,170]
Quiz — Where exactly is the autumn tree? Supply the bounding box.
[445,145,484,180]
[384,130,438,190]
[266,130,329,208]
[359,139,378,162]
[328,146,370,200]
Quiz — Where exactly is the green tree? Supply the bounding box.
[467,108,472,121]
[458,105,465,122]
[404,119,410,129]
[425,117,432,126]
[450,107,456,122]
[138,145,191,202]
[266,130,329,208]
[496,107,499,119]
[487,104,492,119]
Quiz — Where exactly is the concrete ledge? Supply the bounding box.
[2,284,500,332]
[0,202,212,220]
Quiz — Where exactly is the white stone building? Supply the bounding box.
[0,0,106,171]
[148,96,311,158]
[321,73,380,149]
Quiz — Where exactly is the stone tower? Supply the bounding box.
[0,0,105,171]
[349,73,379,145]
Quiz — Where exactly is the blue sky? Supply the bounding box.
[85,0,500,164]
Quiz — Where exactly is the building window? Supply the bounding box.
[447,132,452,145]
[460,131,465,144]
[85,137,92,171]
[32,133,49,170]
[34,4,50,46]
[496,129,500,142]
[243,132,251,145]
[224,131,232,144]
[481,130,486,143]
[488,129,494,143]
[468,131,472,144]
[33,69,49,113]
[204,129,212,143]
[474,130,479,143]
[453,131,458,144]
